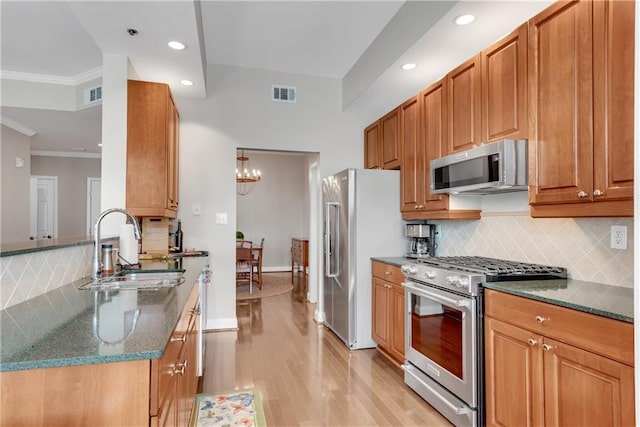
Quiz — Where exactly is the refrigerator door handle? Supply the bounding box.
[325,202,339,278]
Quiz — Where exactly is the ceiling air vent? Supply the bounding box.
[84,85,103,105]
[272,85,296,103]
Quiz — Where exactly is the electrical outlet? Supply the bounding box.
[610,225,627,250]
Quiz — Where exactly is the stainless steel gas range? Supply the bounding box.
[400,256,567,427]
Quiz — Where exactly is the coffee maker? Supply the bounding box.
[406,223,436,258]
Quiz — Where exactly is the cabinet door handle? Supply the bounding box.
[578,191,588,198]
[535,315,547,323]
[174,361,187,376]
[542,344,553,352]
[385,271,392,275]
[593,189,603,197]
[171,334,187,343]
[527,338,538,347]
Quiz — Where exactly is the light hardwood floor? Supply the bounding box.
[202,273,452,426]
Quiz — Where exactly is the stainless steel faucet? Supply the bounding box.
[92,208,142,280]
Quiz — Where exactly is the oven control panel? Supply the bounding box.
[401,263,482,296]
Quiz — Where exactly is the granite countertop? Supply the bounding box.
[371,256,633,324]
[0,256,209,372]
[485,279,633,323]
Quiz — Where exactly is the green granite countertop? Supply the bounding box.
[371,256,412,267]
[484,279,633,323]
[0,256,208,372]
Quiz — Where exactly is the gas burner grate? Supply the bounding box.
[417,256,567,280]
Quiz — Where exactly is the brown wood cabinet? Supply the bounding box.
[485,289,634,427]
[127,80,180,218]
[447,54,482,154]
[400,82,480,220]
[481,24,528,142]
[371,261,405,364]
[528,0,634,217]
[0,285,201,427]
[151,284,200,427]
[364,108,401,170]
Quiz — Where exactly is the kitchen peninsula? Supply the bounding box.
[0,255,208,426]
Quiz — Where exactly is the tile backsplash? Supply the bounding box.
[0,244,93,309]
[431,214,634,288]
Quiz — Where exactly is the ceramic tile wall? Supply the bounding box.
[431,215,634,288]
[0,244,93,309]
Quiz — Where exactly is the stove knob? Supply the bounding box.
[456,277,469,288]
[426,271,437,280]
[401,265,417,275]
[446,276,457,286]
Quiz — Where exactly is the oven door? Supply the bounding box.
[403,279,477,407]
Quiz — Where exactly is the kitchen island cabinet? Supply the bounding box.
[371,261,405,364]
[528,0,634,217]
[127,79,180,218]
[485,288,634,427]
[0,257,207,427]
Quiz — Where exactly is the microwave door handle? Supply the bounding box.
[403,281,470,309]
[325,202,339,278]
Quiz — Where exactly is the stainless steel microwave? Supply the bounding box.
[430,139,528,194]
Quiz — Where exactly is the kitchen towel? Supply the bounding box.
[119,224,139,265]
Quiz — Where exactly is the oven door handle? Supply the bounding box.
[402,364,471,416]
[403,281,470,310]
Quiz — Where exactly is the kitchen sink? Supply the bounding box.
[79,270,185,291]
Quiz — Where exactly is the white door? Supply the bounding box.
[87,177,102,235]
[29,176,58,240]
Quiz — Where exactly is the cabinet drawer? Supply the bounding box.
[372,262,403,284]
[485,289,633,366]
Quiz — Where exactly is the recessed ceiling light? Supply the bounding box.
[168,41,186,50]
[401,63,417,71]
[454,14,475,26]
[180,80,194,86]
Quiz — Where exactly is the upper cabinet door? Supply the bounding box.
[381,108,401,170]
[528,0,593,205]
[400,96,422,212]
[447,54,481,154]
[364,121,381,169]
[421,79,449,212]
[482,24,528,142]
[592,0,635,202]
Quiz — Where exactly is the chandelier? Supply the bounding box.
[236,150,262,196]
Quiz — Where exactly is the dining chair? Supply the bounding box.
[236,244,254,293]
[251,238,264,289]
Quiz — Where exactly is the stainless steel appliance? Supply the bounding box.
[406,223,436,258]
[431,139,527,194]
[323,169,405,349]
[401,256,567,427]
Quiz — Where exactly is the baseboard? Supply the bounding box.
[262,266,293,272]
[205,317,238,331]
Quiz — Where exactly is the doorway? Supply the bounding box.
[235,149,320,303]
[87,177,101,235]
[29,175,58,240]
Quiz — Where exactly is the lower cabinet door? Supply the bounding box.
[485,317,544,427]
[389,283,405,362]
[543,338,635,427]
[157,374,179,427]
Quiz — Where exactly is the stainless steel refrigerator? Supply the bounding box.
[322,168,405,349]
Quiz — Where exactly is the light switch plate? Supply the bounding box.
[215,213,228,224]
[192,203,201,216]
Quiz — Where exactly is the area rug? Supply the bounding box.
[192,388,266,427]
[236,272,293,300]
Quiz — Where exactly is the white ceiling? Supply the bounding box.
[0,0,552,155]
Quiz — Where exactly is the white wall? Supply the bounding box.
[236,150,312,270]
[1,125,31,243]
[177,64,371,329]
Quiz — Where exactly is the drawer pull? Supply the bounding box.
[578,191,588,198]
[527,338,538,347]
[171,334,187,343]
[542,344,553,352]
[385,271,392,275]
[535,315,547,323]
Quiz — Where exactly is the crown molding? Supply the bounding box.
[0,66,102,86]
[31,150,101,159]
[0,116,37,137]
